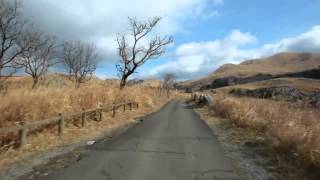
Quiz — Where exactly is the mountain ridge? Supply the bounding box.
[179,52,320,90]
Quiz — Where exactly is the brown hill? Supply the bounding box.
[180,52,320,90]
[212,52,320,77]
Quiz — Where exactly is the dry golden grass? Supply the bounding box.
[211,93,320,166]
[0,74,175,168]
[0,75,164,127]
[212,52,320,77]
[140,79,163,88]
[0,101,166,168]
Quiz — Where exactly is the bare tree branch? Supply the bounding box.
[62,41,98,88]
[0,0,28,90]
[14,29,57,88]
[160,73,175,97]
[116,17,173,89]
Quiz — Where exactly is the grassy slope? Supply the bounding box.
[187,52,320,172]
[180,52,320,88]
[212,52,320,77]
[184,53,320,172]
[215,77,320,94]
[210,93,320,167]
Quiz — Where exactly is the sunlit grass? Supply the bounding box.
[212,93,320,166]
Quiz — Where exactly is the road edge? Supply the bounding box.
[1,101,173,180]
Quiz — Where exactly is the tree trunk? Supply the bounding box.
[68,70,72,80]
[75,79,81,88]
[32,77,39,89]
[0,70,7,92]
[119,76,127,90]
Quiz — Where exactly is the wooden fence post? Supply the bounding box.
[99,107,103,121]
[81,108,86,127]
[136,103,139,109]
[129,102,132,111]
[58,113,64,136]
[18,121,27,148]
[123,104,126,112]
[112,103,116,118]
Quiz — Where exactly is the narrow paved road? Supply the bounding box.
[39,101,240,180]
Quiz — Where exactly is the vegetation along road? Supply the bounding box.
[37,101,241,180]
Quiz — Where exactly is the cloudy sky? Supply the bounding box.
[21,0,320,80]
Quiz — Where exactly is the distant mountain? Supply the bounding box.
[211,52,320,77]
[179,52,320,90]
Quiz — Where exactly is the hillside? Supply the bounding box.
[215,78,320,93]
[213,52,320,77]
[180,52,320,90]
[127,79,163,88]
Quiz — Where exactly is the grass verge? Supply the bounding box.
[203,93,320,178]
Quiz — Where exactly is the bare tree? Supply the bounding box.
[160,73,175,97]
[116,17,173,89]
[0,0,29,90]
[63,41,98,88]
[15,30,57,88]
[62,42,76,80]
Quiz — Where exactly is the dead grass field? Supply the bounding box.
[210,93,320,167]
[0,75,177,168]
[212,52,320,77]
[0,74,164,127]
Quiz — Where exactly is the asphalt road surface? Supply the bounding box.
[39,101,241,180]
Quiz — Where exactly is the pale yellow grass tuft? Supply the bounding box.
[212,94,320,166]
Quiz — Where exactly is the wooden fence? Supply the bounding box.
[0,101,139,149]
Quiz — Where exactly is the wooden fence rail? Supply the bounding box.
[0,102,139,149]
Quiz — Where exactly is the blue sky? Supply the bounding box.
[182,0,319,43]
[22,0,320,80]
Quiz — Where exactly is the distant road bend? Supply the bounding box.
[39,101,241,180]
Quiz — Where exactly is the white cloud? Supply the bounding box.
[223,30,257,47]
[144,25,320,79]
[22,0,222,62]
[260,25,320,55]
[144,29,259,79]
